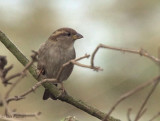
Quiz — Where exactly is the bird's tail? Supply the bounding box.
[43,84,57,100]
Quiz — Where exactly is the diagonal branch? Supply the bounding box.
[149,112,160,121]
[0,31,120,121]
[134,78,160,121]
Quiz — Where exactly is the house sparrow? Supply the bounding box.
[37,28,83,100]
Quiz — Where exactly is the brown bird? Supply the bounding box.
[37,28,83,100]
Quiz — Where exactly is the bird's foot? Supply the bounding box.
[58,82,67,97]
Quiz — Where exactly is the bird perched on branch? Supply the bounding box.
[37,28,83,100]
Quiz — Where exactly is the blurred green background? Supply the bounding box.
[0,0,160,121]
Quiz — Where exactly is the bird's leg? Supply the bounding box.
[59,82,67,95]
[37,68,45,79]
[59,82,65,93]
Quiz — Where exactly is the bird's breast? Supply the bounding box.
[44,45,75,78]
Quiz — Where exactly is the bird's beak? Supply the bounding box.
[73,33,83,40]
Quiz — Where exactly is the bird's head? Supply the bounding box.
[48,28,83,48]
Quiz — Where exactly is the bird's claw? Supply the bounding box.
[58,83,67,97]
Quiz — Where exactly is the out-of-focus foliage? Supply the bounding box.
[0,0,160,121]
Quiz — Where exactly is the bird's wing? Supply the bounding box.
[37,43,47,79]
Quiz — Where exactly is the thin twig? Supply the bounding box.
[56,53,102,81]
[6,78,57,103]
[3,51,38,116]
[0,93,12,117]
[6,54,99,103]
[5,51,38,100]
[13,112,41,118]
[74,54,90,61]
[0,115,20,121]
[6,54,92,103]
[103,76,160,121]
[91,44,160,68]
[5,74,25,100]
[127,108,132,121]
[149,112,160,121]
[134,79,160,121]
[134,108,147,121]
[56,54,90,80]
[71,60,102,71]
[3,65,13,76]
[4,73,21,84]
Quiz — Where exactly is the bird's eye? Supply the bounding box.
[67,32,71,36]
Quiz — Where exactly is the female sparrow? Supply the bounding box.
[37,28,83,100]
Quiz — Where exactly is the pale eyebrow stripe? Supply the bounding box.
[52,30,67,37]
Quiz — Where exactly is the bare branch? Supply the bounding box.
[127,108,132,121]
[4,73,21,84]
[6,54,99,104]
[3,65,13,78]
[7,78,57,103]
[149,112,160,121]
[5,51,38,100]
[0,115,20,121]
[74,53,90,61]
[5,74,25,100]
[134,108,147,121]
[0,93,13,117]
[56,54,90,80]
[6,53,95,103]
[13,112,41,118]
[7,54,100,103]
[71,60,102,71]
[134,79,160,121]
[91,44,160,68]
[56,53,102,82]
[103,76,160,121]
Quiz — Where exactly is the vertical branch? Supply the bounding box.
[91,44,103,67]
